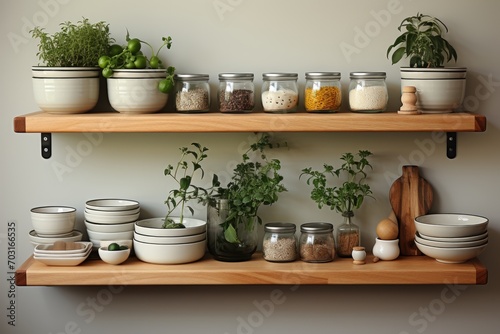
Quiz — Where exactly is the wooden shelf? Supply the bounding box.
[16,253,487,286]
[14,111,486,133]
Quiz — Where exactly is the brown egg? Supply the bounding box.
[376,218,399,240]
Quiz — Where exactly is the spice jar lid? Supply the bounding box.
[305,72,341,80]
[219,73,254,80]
[349,72,386,79]
[300,222,333,233]
[174,73,209,81]
[262,73,298,80]
[264,222,296,233]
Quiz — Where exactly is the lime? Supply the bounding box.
[107,243,120,251]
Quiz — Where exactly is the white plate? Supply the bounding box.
[34,247,91,266]
[29,230,83,245]
[34,241,92,255]
[34,246,92,258]
[85,199,140,211]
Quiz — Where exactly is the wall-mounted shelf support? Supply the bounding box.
[41,133,51,159]
[446,132,457,159]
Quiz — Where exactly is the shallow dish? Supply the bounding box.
[134,239,206,264]
[135,218,206,237]
[98,246,131,265]
[34,247,91,266]
[133,231,206,245]
[84,211,139,224]
[414,213,488,238]
[34,246,92,258]
[415,240,487,264]
[85,220,135,233]
[34,241,92,255]
[418,231,488,242]
[415,232,487,248]
[85,199,140,211]
[29,230,83,246]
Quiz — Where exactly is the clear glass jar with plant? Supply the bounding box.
[300,150,374,257]
[206,134,287,262]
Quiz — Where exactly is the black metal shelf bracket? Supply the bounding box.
[41,133,51,159]
[447,132,457,159]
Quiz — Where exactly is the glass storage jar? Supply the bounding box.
[304,72,342,112]
[174,74,210,112]
[261,73,299,113]
[348,72,388,112]
[299,222,335,263]
[218,73,255,113]
[262,222,297,262]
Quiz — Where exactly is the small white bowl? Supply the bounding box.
[415,240,487,263]
[84,211,139,224]
[85,220,135,233]
[133,231,206,245]
[98,246,131,265]
[99,240,133,249]
[85,199,140,211]
[134,239,206,264]
[414,214,488,238]
[87,230,133,241]
[29,230,83,246]
[415,232,487,248]
[30,206,76,236]
[135,217,206,237]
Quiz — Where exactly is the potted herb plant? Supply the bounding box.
[31,18,112,114]
[386,13,466,113]
[300,150,374,257]
[206,134,287,262]
[97,31,175,114]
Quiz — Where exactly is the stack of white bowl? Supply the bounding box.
[414,213,488,263]
[29,206,83,247]
[84,199,140,248]
[33,241,92,266]
[134,217,207,264]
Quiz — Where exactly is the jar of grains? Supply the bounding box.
[304,72,342,112]
[348,72,388,112]
[174,74,210,112]
[299,222,335,263]
[218,73,255,112]
[262,222,297,262]
[261,73,299,113]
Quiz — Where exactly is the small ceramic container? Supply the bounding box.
[372,238,400,261]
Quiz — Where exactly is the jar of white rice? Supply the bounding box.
[348,72,388,112]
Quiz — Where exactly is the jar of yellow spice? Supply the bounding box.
[304,72,342,112]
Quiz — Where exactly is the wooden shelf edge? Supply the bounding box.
[15,253,487,286]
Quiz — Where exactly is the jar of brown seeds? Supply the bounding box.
[218,73,255,113]
[299,222,335,263]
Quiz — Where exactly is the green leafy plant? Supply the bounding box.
[300,150,373,216]
[31,18,112,67]
[97,30,175,93]
[211,134,287,244]
[386,13,457,68]
[163,143,211,229]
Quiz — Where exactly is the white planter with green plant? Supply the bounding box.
[387,13,466,113]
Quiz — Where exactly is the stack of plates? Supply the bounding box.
[29,230,83,247]
[84,199,140,248]
[33,241,92,266]
[414,213,488,263]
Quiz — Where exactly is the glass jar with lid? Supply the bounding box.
[348,72,388,112]
[261,73,299,113]
[218,73,255,113]
[262,222,297,262]
[299,222,335,263]
[174,74,210,112]
[304,72,342,112]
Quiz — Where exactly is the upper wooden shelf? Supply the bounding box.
[16,253,487,286]
[14,111,486,133]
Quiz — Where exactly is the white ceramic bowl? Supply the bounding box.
[134,239,206,264]
[32,67,100,114]
[87,229,134,241]
[135,217,207,237]
[99,240,133,250]
[133,231,206,245]
[414,214,488,238]
[415,240,487,263]
[30,206,76,236]
[418,230,488,242]
[415,232,488,248]
[85,207,140,216]
[28,230,83,246]
[98,246,131,265]
[84,211,139,224]
[85,199,140,211]
[85,220,135,233]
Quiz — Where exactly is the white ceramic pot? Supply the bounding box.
[400,67,466,113]
[107,69,168,113]
[372,238,400,261]
[32,66,100,114]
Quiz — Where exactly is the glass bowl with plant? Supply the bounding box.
[300,150,373,257]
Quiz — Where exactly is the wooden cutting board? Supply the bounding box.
[389,166,433,256]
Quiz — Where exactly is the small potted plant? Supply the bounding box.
[97,31,175,114]
[31,18,112,114]
[206,134,287,262]
[386,13,466,113]
[300,150,374,257]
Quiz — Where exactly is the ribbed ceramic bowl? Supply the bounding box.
[135,218,206,237]
[134,239,206,264]
[414,214,488,238]
[415,240,487,263]
[30,206,76,236]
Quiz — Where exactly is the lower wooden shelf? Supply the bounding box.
[15,252,487,286]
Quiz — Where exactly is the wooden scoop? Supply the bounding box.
[389,166,433,255]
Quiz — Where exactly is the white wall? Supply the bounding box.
[1,0,499,333]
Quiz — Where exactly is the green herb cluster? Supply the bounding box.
[300,150,373,215]
[386,13,457,68]
[31,18,112,67]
